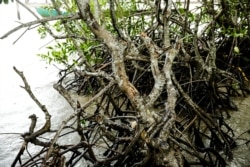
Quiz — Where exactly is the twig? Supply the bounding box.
[13,67,51,140]
[13,67,49,116]
[0,133,22,135]
[110,0,126,40]
[0,13,80,39]
[11,141,28,167]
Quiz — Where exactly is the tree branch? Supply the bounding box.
[13,67,51,140]
[0,13,80,39]
[141,32,166,107]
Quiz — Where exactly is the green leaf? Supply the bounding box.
[46,46,53,50]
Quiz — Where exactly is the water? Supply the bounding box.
[0,2,74,166]
[227,96,250,167]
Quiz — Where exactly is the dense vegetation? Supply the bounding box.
[1,0,250,166]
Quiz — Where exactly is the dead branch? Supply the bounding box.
[0,13,80,39]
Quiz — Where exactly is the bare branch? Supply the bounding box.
[0,13,80,39]
[13,67,51,140]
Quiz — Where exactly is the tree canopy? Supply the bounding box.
[1,0,250,166]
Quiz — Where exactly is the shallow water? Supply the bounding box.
[0,2,74,166]
[227,96,250,167]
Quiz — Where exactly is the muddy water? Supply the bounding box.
[0,3,74,166]
[227,96,250,167]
